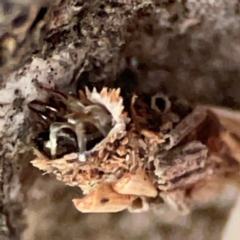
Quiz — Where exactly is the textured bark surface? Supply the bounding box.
[1,0,240,239]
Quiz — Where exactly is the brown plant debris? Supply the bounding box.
[30,86,240,214]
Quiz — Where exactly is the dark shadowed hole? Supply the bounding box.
[114,68,138,110]
[130,197,143,209]
[155,97,166,112]
[12,14,28,28]
[100,198,110,203]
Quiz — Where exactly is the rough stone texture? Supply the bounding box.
[1,0,240,239]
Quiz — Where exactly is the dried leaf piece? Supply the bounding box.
[85,86,129,124]
[72,183,135,213]
[120,137,129,145]
[141,129,165,144]
[116,145,127,156]
[112,167,158,198]
[31,148,56,173]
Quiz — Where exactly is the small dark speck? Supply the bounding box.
[66,159,76,163]
[100,198,109,203]
[139,147,145,158]
[14,89,20,95]
[97,170,104,176]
